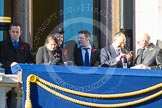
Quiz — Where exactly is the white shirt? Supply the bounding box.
[81,46,92,63]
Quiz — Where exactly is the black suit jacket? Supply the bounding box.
[1,38,34,74]
[74,47,100,66]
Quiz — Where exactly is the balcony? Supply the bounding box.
[0,67,22,108]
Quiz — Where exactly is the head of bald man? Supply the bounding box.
[138,33,151,48]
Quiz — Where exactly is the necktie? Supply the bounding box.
[13,41,19,50]
[142,48,147,58]
[116,50,125,67]
[84,48,90,66]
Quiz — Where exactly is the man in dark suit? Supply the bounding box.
[135,33,162,69]
[1,23,35,108]
[1,22,34,74]
[74,30,100,66]
[100,32,133,68]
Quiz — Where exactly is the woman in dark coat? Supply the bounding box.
[36,34,63,65]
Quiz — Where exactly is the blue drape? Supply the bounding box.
[21,64,162,108]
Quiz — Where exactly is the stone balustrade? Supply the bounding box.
[0,68,22,108]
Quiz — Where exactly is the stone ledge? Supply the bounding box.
[0,73,18,84]
[0,73,21,108]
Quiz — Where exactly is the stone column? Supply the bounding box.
[111,0,120,35]
[100,0,108,48]
[16,87,22,108]
[100,0,120,48]
[12,0,33,46]
[0,86,6,108]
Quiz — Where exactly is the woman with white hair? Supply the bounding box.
[135,33,162,69]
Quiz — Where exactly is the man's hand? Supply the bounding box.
[126,53,133,62]
[116,53,126,61]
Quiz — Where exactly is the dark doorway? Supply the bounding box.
[33,0,61,52]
